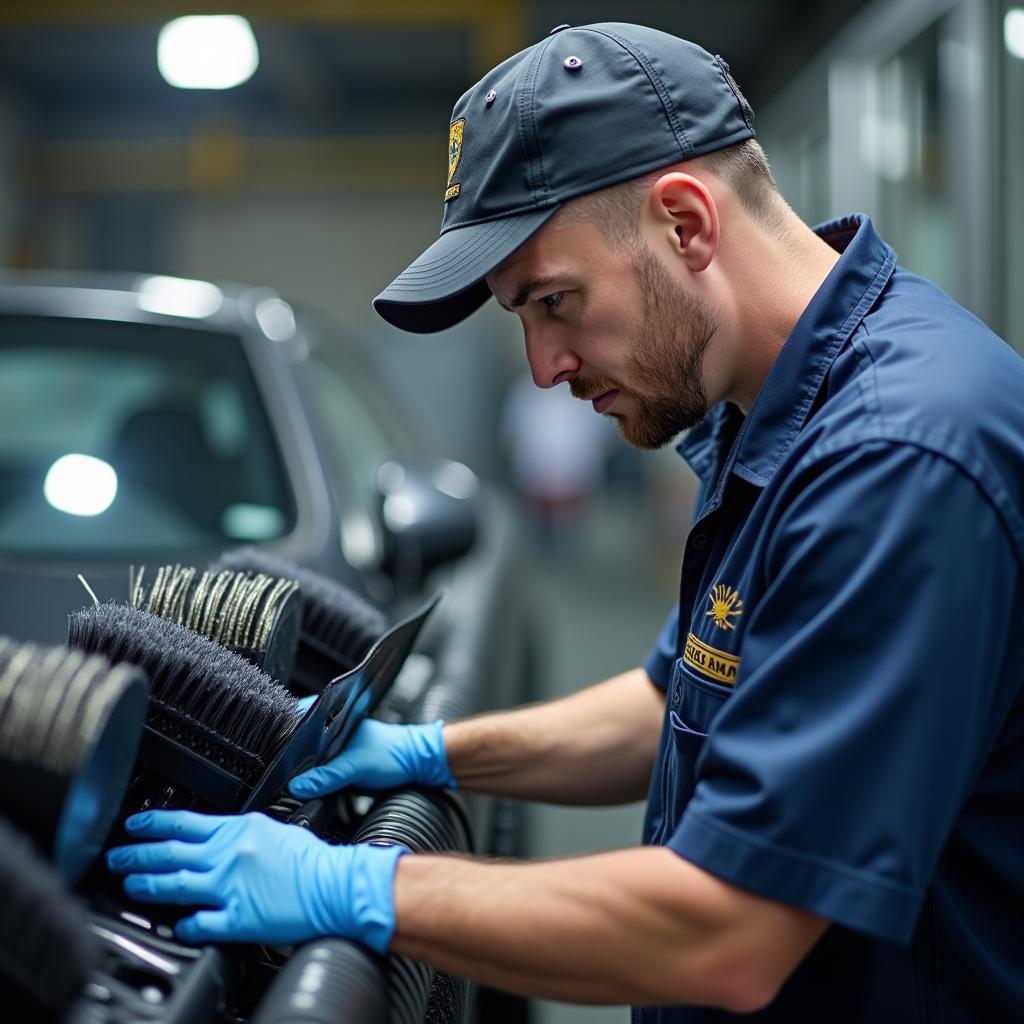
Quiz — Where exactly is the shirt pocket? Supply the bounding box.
[661,661,733,835]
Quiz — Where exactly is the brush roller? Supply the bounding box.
[67,593,438,813]
[0,639,148,883]
[130,564,302,685]
[209,548,389,693]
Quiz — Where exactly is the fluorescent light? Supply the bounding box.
[135,275,223,318]
[1006,10,1024,59]
[44,455,118,517]
[157,15,259,90]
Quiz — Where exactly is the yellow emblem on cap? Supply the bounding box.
[706,584,744,630]
[447,118,465,187]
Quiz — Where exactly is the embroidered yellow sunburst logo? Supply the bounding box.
[447,118,465,186]
[706,584,744,630]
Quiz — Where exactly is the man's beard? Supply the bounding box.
[570,244,716,450]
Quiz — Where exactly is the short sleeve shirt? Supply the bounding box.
[636,215,1024,1023]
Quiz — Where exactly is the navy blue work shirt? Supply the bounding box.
[636,214,1024,1023]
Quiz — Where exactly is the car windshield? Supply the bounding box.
[0,314,297,558]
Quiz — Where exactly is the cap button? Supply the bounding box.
[549,23,571,35]
[563,55,582,71]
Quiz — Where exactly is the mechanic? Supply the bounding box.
[107,23,1024,1022]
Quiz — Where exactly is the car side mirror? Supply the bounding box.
[375,459,479,589]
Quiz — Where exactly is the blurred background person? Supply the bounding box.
[501,370,614,557]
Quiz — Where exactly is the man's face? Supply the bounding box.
[487,216,717,450]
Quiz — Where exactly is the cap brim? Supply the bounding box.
[373,205,561,334]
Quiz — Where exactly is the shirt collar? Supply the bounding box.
[677,213,897,489]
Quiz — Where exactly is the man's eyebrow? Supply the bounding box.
[495,275,566,312]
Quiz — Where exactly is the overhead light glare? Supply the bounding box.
[433,460,478,500]
[255,297,296,341]
[135,275,223,318]
[44,455,118,517]
[383,494,418,532]
[1006,9,1024,60]
[157,15,259,90]
[221,503,286,541]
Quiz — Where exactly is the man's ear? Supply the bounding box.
[646,173,718,272]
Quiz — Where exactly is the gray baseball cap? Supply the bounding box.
[373,22,755,334]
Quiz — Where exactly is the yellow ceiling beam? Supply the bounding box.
[21,134,447,195]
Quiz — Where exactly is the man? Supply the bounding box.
[108,23,1024,1022]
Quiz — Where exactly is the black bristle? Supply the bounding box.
[212,548,387,666]
[68,603,299,780]
[0,817,98,1019]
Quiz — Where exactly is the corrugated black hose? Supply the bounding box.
[252,786,471,1024]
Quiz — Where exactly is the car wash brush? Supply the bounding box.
[67,594,438,812]
[68,601,299,808]
[0,638,147,882]
[129,564,302,684]
[209,548,389,693]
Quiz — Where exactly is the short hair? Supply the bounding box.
[561,138,784,246]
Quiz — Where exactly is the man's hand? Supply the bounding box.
[106,810,406,951]
[288,717,455,797]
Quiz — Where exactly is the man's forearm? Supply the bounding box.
[391,846,827,1011]
[443,668,664,805]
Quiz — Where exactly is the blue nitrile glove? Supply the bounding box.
[288,717,455,798]
[106,810,407,952]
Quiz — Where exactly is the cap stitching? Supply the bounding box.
[519,35,554,203]
[381,208,561,289]
[388,217,529,281]
[389,238,522,286]
[586,27,691,159]
[443,197,560,231]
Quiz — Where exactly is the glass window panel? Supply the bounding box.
[872,17,961,303]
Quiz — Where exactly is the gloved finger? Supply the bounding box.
[107,840,211,875]
[176,909,233,944]
[125,810,232,841]
[295,694,317,714]
[123,869,222,905]
[289,760,356,797]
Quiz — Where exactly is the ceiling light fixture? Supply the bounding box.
[1005,9,1024,60]
[157,15,259,90]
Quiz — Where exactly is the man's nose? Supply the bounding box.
[524,327,580,389]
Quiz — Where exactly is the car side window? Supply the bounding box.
[0,315,297,556]
[300,350,400,515]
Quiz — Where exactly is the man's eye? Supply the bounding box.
[540,292,564,313]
